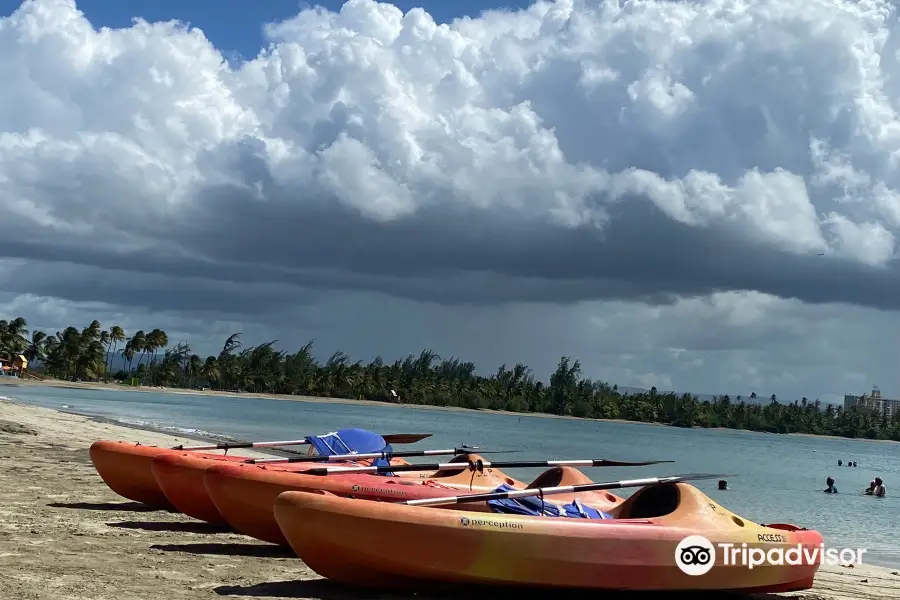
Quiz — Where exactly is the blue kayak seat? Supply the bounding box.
[304,428,395,476]
[487,484,614,519]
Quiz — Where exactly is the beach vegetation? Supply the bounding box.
[2,317,898,441]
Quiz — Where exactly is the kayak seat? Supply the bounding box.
[615,483,680,519]
[487,483,615,519]
[304,429,388,457]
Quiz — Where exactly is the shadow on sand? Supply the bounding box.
[212,578,791,600]
[151,542,295,558]
[48,501,161,513]
[214,579,420,599]
[107,520,234,534]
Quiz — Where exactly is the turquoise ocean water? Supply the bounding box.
[2,382,899,568]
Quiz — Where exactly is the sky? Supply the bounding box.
[0,0,536,59]
[2,0,900,404]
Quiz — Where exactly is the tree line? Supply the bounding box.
[2,316,899,441]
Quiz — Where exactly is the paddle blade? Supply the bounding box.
[596,459,675,467]
[382,433,432,444]
[653,473,737,487]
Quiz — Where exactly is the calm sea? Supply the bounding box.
[2,383,899,568]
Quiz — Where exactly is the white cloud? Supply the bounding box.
[2,0,900,400]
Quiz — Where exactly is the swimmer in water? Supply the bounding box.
[718,480,728,490]
[865,480,875,495]
[823,477,838,493]
[873,477,886,497]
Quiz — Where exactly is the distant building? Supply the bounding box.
[844,386,899,419]
[0,355,27,377]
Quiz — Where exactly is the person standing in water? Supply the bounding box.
[873,477,886,497]
[865,480,876,495]
[824,477,838,493]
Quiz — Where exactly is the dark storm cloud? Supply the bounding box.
[2,185,898,318]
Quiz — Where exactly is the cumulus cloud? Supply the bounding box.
[1,0,900,400]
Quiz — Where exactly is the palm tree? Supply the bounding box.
[0,317,29,357]
[26,330,48,364]
[71,321,106,380]
[129,330,147,381]
[201,356,220,388]
[121,343,135,381]
[145,329,168,384]
[186,354,202,389]
[106,326,126,382]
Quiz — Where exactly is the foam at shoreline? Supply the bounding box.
[94,416,230,441]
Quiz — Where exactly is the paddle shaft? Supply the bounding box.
[304,458,673,476]
[173,439,309,451]
[171,432,432,451]
[250,447,480,464]
[405,473,731,507]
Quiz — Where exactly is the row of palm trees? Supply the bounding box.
[2,316,900,441]
[0,317,165,383]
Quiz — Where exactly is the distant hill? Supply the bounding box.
[614,386,798,405]
[106,352,132,372]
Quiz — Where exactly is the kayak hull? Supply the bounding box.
[89,441,176,508]
[202,459,515,546]
[273,483,823,592]
[151,453,400,525]
[151,453,239,523]
[204,461,622,546]
[150,451,421,524]
[90,440,251,509]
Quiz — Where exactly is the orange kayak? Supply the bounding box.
[150,452,414,524]
[89,440,250,508]
[204,456,609,546]
[91,428,413,509]
[273,482,823,592]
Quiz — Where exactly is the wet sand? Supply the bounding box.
[0,398,898,600]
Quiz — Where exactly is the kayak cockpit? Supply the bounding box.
[486,477,682,521]
[613,482,680,519]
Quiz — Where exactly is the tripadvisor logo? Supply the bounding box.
[674,535,866,576]
[676,535,716,576]
[459,516,523,529]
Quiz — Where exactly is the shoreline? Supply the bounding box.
[0,399,897,599]
[2,377,896,446]
[71,412,311,459]
[33,399,900,570]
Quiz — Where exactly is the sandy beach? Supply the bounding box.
[1,397,899,600]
